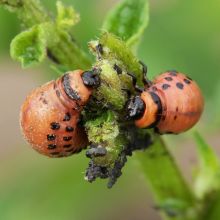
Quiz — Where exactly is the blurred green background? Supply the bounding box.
[0,0,220,220]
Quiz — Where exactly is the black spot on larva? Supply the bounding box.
[174,115,177,120]
[176,107,179,112]
[50,152,60,155]
[169,70,178,76]
[162,115,166,121]
[176,82,184,90]
[48,144,57,149]
[113,64,122,75]
[47,134,56,141]
[62,74,81,101]
[66,126,74,132]
[56,90,60,97]
[152,86,157,92]
[165,77,173,81]
[63,144,72,148]
[53,83,57,90]
[63,136,72,141]
[50,122,60,130]
[43,99,48,104]
[63,113,71,121]
[39,96,48,105]
[162,84,171,90]
[184,78,191,84]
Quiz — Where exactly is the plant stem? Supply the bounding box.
[136,135,197,220]
[0,0,92,69]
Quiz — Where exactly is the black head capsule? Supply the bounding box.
[82,70,100,88]
[126,96,146,120]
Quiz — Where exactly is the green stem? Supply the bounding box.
[136,135,197,220]
[50,30,91,70]
[0,0,92,69]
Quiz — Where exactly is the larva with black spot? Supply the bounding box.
[20,70,100,158]
[127,70,204,134]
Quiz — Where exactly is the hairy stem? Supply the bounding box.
[0,0,92,69]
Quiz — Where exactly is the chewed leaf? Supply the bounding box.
[56,1,80,30]
[10,25,47,68]
[103,0,149,47]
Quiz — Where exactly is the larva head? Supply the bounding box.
[20,69,100,158]
[126,92,162,128]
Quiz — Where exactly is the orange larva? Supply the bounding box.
[126,70,204,134]
[20,70,100,157]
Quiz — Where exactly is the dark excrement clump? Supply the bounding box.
[85,149,128,188]
[86,160,109,182]
[85,126,153,188]
[107,151,127,188]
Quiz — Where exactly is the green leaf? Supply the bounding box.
[194,132,220,199]
[103,0,149,47]
[56,1,80,31]
[10,24,47,68]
